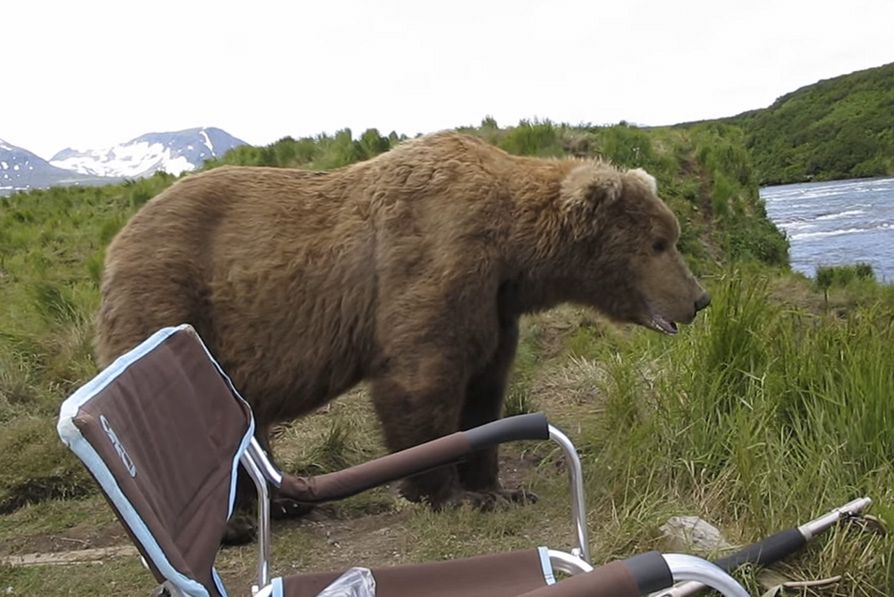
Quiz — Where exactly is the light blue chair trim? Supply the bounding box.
[538,546,556,585]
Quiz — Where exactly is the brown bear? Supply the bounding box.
[96,131,709,540]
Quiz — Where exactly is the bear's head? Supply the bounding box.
[557,162,710,335]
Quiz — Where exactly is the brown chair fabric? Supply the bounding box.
[280,549,551,597]
[517,560,642,597]
[279,432,471,503]
[59,325,253,597]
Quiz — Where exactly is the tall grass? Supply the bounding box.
[585,270,894,592]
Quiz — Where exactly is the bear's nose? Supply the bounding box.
[695,292,711,312]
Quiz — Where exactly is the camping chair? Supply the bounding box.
[57,324,749,596]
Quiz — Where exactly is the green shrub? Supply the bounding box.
[723,215,789,267]
[596,124,656,169]
[816,263,876,289]
[499,119,564,157]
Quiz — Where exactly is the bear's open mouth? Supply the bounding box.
[649,314,678,335]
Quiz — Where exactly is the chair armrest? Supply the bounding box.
[518,551,671,597]
[519,551,749,597]
[277,412,549,503]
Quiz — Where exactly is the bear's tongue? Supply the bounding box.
[651,315,678,335]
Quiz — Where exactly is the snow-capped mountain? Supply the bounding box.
[0,138,112,196]
[50,127,246,179]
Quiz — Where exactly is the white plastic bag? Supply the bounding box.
[316,567,376,597]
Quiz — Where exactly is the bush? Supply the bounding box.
[596,124,655,169]
[724,215,789,267]
[815,262,876,290]
[499,119,564,157]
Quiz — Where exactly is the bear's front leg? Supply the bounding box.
[458,317,535,505]
[369,367,469,506]
[370,326,534,510]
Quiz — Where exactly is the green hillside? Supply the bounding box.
[727,62,894,185]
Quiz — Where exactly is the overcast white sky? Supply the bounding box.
[4,0,893,159]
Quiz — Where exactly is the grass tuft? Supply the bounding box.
[0,418,93,513]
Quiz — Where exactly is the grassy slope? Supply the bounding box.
[1,122,892,595]
[723,62,894,185]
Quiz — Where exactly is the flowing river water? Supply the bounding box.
[760,176,894,283]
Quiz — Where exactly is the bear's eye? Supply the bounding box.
[652,239,668,253]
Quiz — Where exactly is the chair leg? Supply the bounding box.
[241,451,273,592]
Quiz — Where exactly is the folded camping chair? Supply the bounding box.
[57,324,749,597]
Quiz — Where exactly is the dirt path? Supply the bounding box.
[1,546,139,567]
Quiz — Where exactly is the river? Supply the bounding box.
[760,176,894,283]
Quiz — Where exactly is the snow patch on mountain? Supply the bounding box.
[52,140,194,177]
[50,127,246,179]
[200,129,214,153]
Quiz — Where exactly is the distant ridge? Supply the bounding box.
[0,138,114,196]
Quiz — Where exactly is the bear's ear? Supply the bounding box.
[627,168,658,195]
[559,164,623,220]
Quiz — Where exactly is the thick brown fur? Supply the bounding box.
[96,131,708,539]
